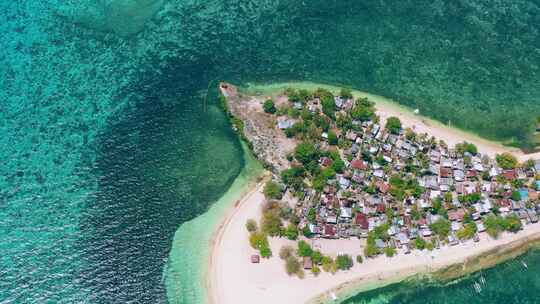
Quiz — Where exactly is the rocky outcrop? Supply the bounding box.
[220,83,295,174]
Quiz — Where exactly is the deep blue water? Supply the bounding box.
[1,1,539,303]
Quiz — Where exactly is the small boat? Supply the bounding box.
[480,276,486,285]
[473,282,482,293]
[330,292,338,301]
[522,261,528,269]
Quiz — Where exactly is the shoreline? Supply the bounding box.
[308,227,540,304]
[206,81,540,304]
[243,81,540,161]
[164,143,263,304]
[208,179,540,304]
[206,174,270,304]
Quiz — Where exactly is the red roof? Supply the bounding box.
[440,167,452,178]
[324,224,337,236]
[500,198,511,207]
[376,203,386,213]
[320,157,333,167]
[350,159,368,170]
[377,181,390,194]
[503,170,517,180]
[466,170,477,178]
[354,213,369,229]
[448,209,466,221]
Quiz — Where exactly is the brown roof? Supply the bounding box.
[354,213,369,229]
[448,209,466,221]
[324,224,337,236]
[376,203,386,213]
[377,181,391,194]
[466,170,477,178]
[440,167,452,178]
[303,257,313,269]
[350,159,368,170]
[320,157,333,167]
[251,255,260,263]
[502,170,517,180]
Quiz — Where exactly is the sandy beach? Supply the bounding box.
[207,179,540,304]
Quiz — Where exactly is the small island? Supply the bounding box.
[209,82,540,304]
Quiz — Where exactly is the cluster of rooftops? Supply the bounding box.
[274,93,540,252]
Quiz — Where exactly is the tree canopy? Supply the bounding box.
[263,99,276,114]
[496,153,518,169]
[263,181,282,199]
[294,142,319,165]
[385,116,402,134]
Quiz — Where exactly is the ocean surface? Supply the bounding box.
[1,1,539,304]
[343,248,540,304]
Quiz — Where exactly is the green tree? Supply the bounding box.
[496,153,518,169]
[321,96,336,119]
[260,245,272,258]
[429,219,451,238]
[483,214,503,238]
[245,219,258,232]
[415,237,427,250]
[281,166,305,191]
[312,250,323,264]
[384,247,397,257]
[298,89,312,103]
[340,88,353,99]
[385,116,402,134]
[249,231,269,250]
[328,130,338,145]
[263,181,282,199]
[502,214,522,232]
[285,256,301,275]
[456,222,477,240]
[311,264,321,276]
[455,141,478,155]
[295,142,319,165]
[263,99,276,114]
[261,210,283,236]
[511,190,522,201]
[351,98,375,121]
[331,158,345,173]
[314,88,336,119]
[302,225,313,238]
[321,256,336,273]
[284,88,300,103]
[307,207,317,223]
[284,223,299,240]
[297,240,313,257]
[279,245,294,260]
[336,254,354,270]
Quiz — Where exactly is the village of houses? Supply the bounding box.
[216,82,540,274]
[244,86,540,270]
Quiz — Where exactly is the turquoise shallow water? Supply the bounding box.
[1,1,539,304]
